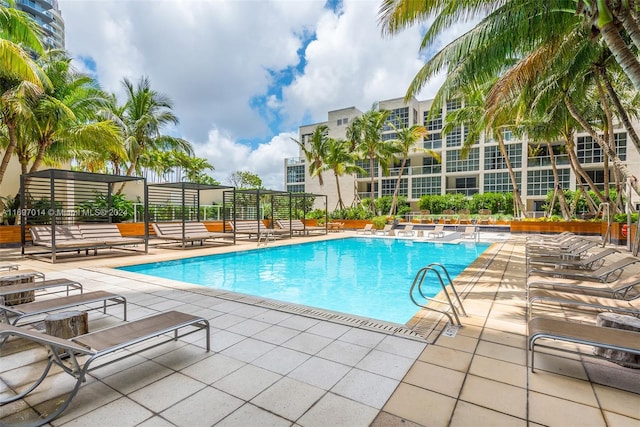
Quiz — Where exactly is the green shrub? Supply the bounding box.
[613,212,639,223]
[372,216,387,229]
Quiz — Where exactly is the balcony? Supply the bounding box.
[527,155,569,167]
[445,188,479,196]
[285,157,305,165]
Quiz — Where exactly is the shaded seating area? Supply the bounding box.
[275,219,326,236]
[0,311,210,426]
[20,169,149,263]
[148,182,235,248]
[229,220,290,240]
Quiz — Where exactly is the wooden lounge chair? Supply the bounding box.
[528,289,640,319]
[0,311,210,426]
[356,224,374,235]
[0,290,127,326]
[427,224,444,238]
[396,224,415,237]
[527,272,640,299]
[152,222,233,247]
[528,317,640,372]
[527,256,639,282]
[78,223,145,246]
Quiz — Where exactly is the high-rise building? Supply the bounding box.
[15,0,65,50]
[285,96,640,215]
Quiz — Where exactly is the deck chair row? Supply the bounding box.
[152,222,234,247]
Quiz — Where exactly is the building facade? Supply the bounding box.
[285,97,640,215]
[15,0,65,49]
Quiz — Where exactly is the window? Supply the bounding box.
[446,99,462,111]
[286,165,305,184]
[527,168,570,196]
[356,160,378,179]
[413,156,441,175]
[382,132,396,141]
[336,117,348,126]
[445,148,480,172]
[503,129,513,141]
[381,178,408,196]
[384,107,410,131]
[412,176,441,197]
[484,143,522,170]
[577,132,627,163]
[424,132,442,149]
[446,126,462,147]
[584,170,606,190]
[615,132,627,160]
[287,184,305,193]
[484,172,521,193]
[424,110,442,131]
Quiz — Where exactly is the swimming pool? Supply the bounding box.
[118,238,490,324]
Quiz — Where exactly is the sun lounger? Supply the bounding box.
[275,219,325,236]
[527,248,619,270]
[528,317,640,372]
[376,224,394,236]
[152,222,233,247]
[0,263,19,271]
[528,273,640,299]
[528,289,640,318]
[0,269,45,284]
[230,221,290,239]
[356,224,374,235]
[527,256,639,282]
[78,223,145,246]
[0,311,210,426]
[427,224,444,238]
[396,224,415,237]
[461,226,477,240]
[0,290,127,326]
[526,239,600,259]
[0,278,83,305]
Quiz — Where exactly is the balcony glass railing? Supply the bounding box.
[445,188,479,196]
[527,154,569,167]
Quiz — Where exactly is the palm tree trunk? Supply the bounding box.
[388,158,407,216]
[369,156,376,212]
[564,96,640,196]
[334,171,345,211]
[547,142,570,220]
[0,124,17,186]
[496,134,527,217]
[599,21,640,92]
[28,140,49,174]
[565,141,608,205]
[619,8,640,52]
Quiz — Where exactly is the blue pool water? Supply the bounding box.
[118,238,490,324]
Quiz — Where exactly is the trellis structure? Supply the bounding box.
[20,169,148,262]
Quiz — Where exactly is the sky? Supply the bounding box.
[59,0,472,189]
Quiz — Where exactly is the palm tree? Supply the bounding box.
[321,137,365,210]
[386,123,428,216]
[0,2,48,185]
[349,107,396,213]
[117,76,193,191]
[16,51,124,174]
[291,124,329,187]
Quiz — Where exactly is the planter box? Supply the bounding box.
[608,222,638,246]
[510,221,603,235]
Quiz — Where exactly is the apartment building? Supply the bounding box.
[15,0,65,49]
[284,97,640,215]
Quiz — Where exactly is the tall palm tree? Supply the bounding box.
[117,76,192,191]
[292,124,329,187]
[321,137,365,210]
[386,123,428,216]
[0,2,48,185]
[349,108,396,213]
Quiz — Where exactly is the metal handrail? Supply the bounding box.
[409,263,467,326]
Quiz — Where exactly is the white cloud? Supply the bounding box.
[58,0,470,190]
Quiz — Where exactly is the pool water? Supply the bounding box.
[118,238,490,324]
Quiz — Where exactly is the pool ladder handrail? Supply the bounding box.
[409,262,467,327]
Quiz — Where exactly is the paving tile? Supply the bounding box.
[214,364,282,400]
[151,343,211,371]
[136,415,176,427]
[449,400,527,427]
[403,360,465,397]
[56,396,153,426]
[316,339,371,366]
[331,368,399,409]
[417,344,473,372]
[100,360,174,395]
[297,392,378,427]
[181,353,245,384]
[592,384,640,420]
[161,386,243,426]
[251,310,293,325]
[603,410,640,427]
[459,374,527,419]
[251,377,325,421]
[216,403,292,427]
[355,349,415,380]
[374,335,426,359]
[468,355,527,388]
[209,329,247,352]
[370,411,424,427]
[529,390,606,426]
[255,324,301,345]
[252,346,310,375]
[277,315,320,331]
[210,313,247,329]
[221,337,276,363]
[282,332,332,355]
[128,372,205,413]
[338,328,386,348]
[480,328,527,348]
[434,333,478,353]
[306,321,351,339]
[226,318,272,337]
[383,382,456,426]
[475,340,527,366]
[288,357,350,390]
[528,370,599,407]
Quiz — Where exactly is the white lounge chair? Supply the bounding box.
[376,224,394,236]
[527,256,639,282]
[396,224,415,237]
[356,224,374,235]
[427,224,444,238]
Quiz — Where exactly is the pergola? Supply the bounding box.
[20,169,148,261]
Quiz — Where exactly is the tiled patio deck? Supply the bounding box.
[1,233,639,426]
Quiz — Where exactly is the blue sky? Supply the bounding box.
[59,0,465,189]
